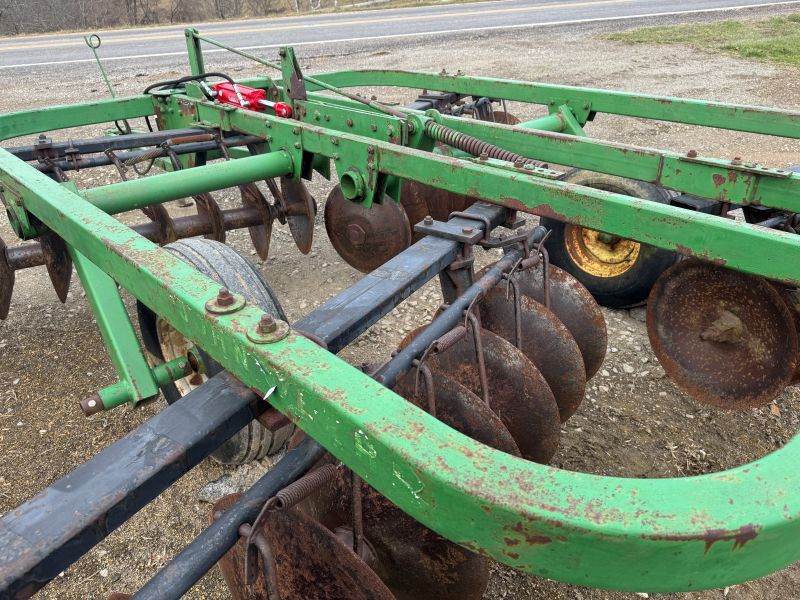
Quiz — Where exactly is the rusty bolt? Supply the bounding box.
[216,288,234,307]
[423,215,434,226]
[347,224,367,246]
[346,119,354,127]
[257,314,278,334]
[462,226,474,234]
[292,127,300,135]
[514,158,525,168]
[732,156,743,166]
[370,124,378,132]
[687,149,698,158]
[479,152,489,161]
[367,146,375,155]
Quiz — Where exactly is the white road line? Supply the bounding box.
[2,0,799,70]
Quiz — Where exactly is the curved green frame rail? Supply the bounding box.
[1,47,798,592]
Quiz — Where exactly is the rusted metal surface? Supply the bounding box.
[40,233,72,303]
[479,286,586,422]
[0,236,12,319]
[280,177,316,254]
[239,182,274,260]
[3,205,263,275]
[213,494,394,600]
[324,185,412,272]
[400,180,474,239]
[400,324,559,463]
[393,368,520,457]
[482,263,608,380]
[647,259,798,409]
[298,457,490,600]
[771,283,800,383]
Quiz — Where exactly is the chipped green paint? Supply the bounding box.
[2,39,800,591]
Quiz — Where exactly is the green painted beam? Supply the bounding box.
[81,150,293,214]
[307,70,800,138]
[211,105,800,286]
[433,113,800,210]
[71,248,160,405]
[3,146,799,592]
[0,96,154,142]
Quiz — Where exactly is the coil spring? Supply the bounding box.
[123,145,165,167]
[424,120,544,167]
[268,463,338,511]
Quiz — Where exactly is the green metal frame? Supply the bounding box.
[0,31,798,592]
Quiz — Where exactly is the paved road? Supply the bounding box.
[0,0,798,70]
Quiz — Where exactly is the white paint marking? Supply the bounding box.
[2,1,800,70]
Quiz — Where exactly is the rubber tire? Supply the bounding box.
[137,238,294,465]
[540,170,678,308]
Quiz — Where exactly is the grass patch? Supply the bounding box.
[606,14,800,66]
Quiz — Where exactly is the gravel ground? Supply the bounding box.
[1,4,799,599]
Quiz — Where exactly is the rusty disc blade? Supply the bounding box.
[297,366,521,600]
[212,494,394,600]
[480,287,586,422]
[400,180,475,239]
[281,177,315,254]
[0,236,13,319]
[647,259,798,409]
[325,185,412,273]
[300,464,489,600]
[479,263,607,380]
[240,183,274,260]
[483,110,520,125]
[40,233,72,303]
[400,325,560,463]
[772,283,800,383]
[393,368,521,457]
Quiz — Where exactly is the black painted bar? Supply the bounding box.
[0,372,263,599]
[295,202,509,353]
[5,128,206,162]
[131,437,325,600]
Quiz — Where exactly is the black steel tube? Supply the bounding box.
[131,437,325,600]
[30,135,264,174]
[5,205,264,271]
[295,202,510,353]
[0,372,264,599]
[374,226,547,389]
[5,128,207,161]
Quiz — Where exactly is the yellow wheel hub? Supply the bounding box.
[564,224,640,278]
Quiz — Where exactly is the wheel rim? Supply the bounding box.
[156,316,206,396]
[563,223,641,278]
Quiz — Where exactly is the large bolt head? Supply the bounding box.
[346,224,367,246]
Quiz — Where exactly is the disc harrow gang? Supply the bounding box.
[0,29,799,600]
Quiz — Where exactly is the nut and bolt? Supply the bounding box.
[346,119,354,127]
[423,215,434,226]
[462,226,474,234]
[257,314,278,334]
[479,152,489,161]
[216,288,234,307]
[514,158,525,168]
[687,149,698,158]
[732,156,743,166]
[347,224,367,246]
